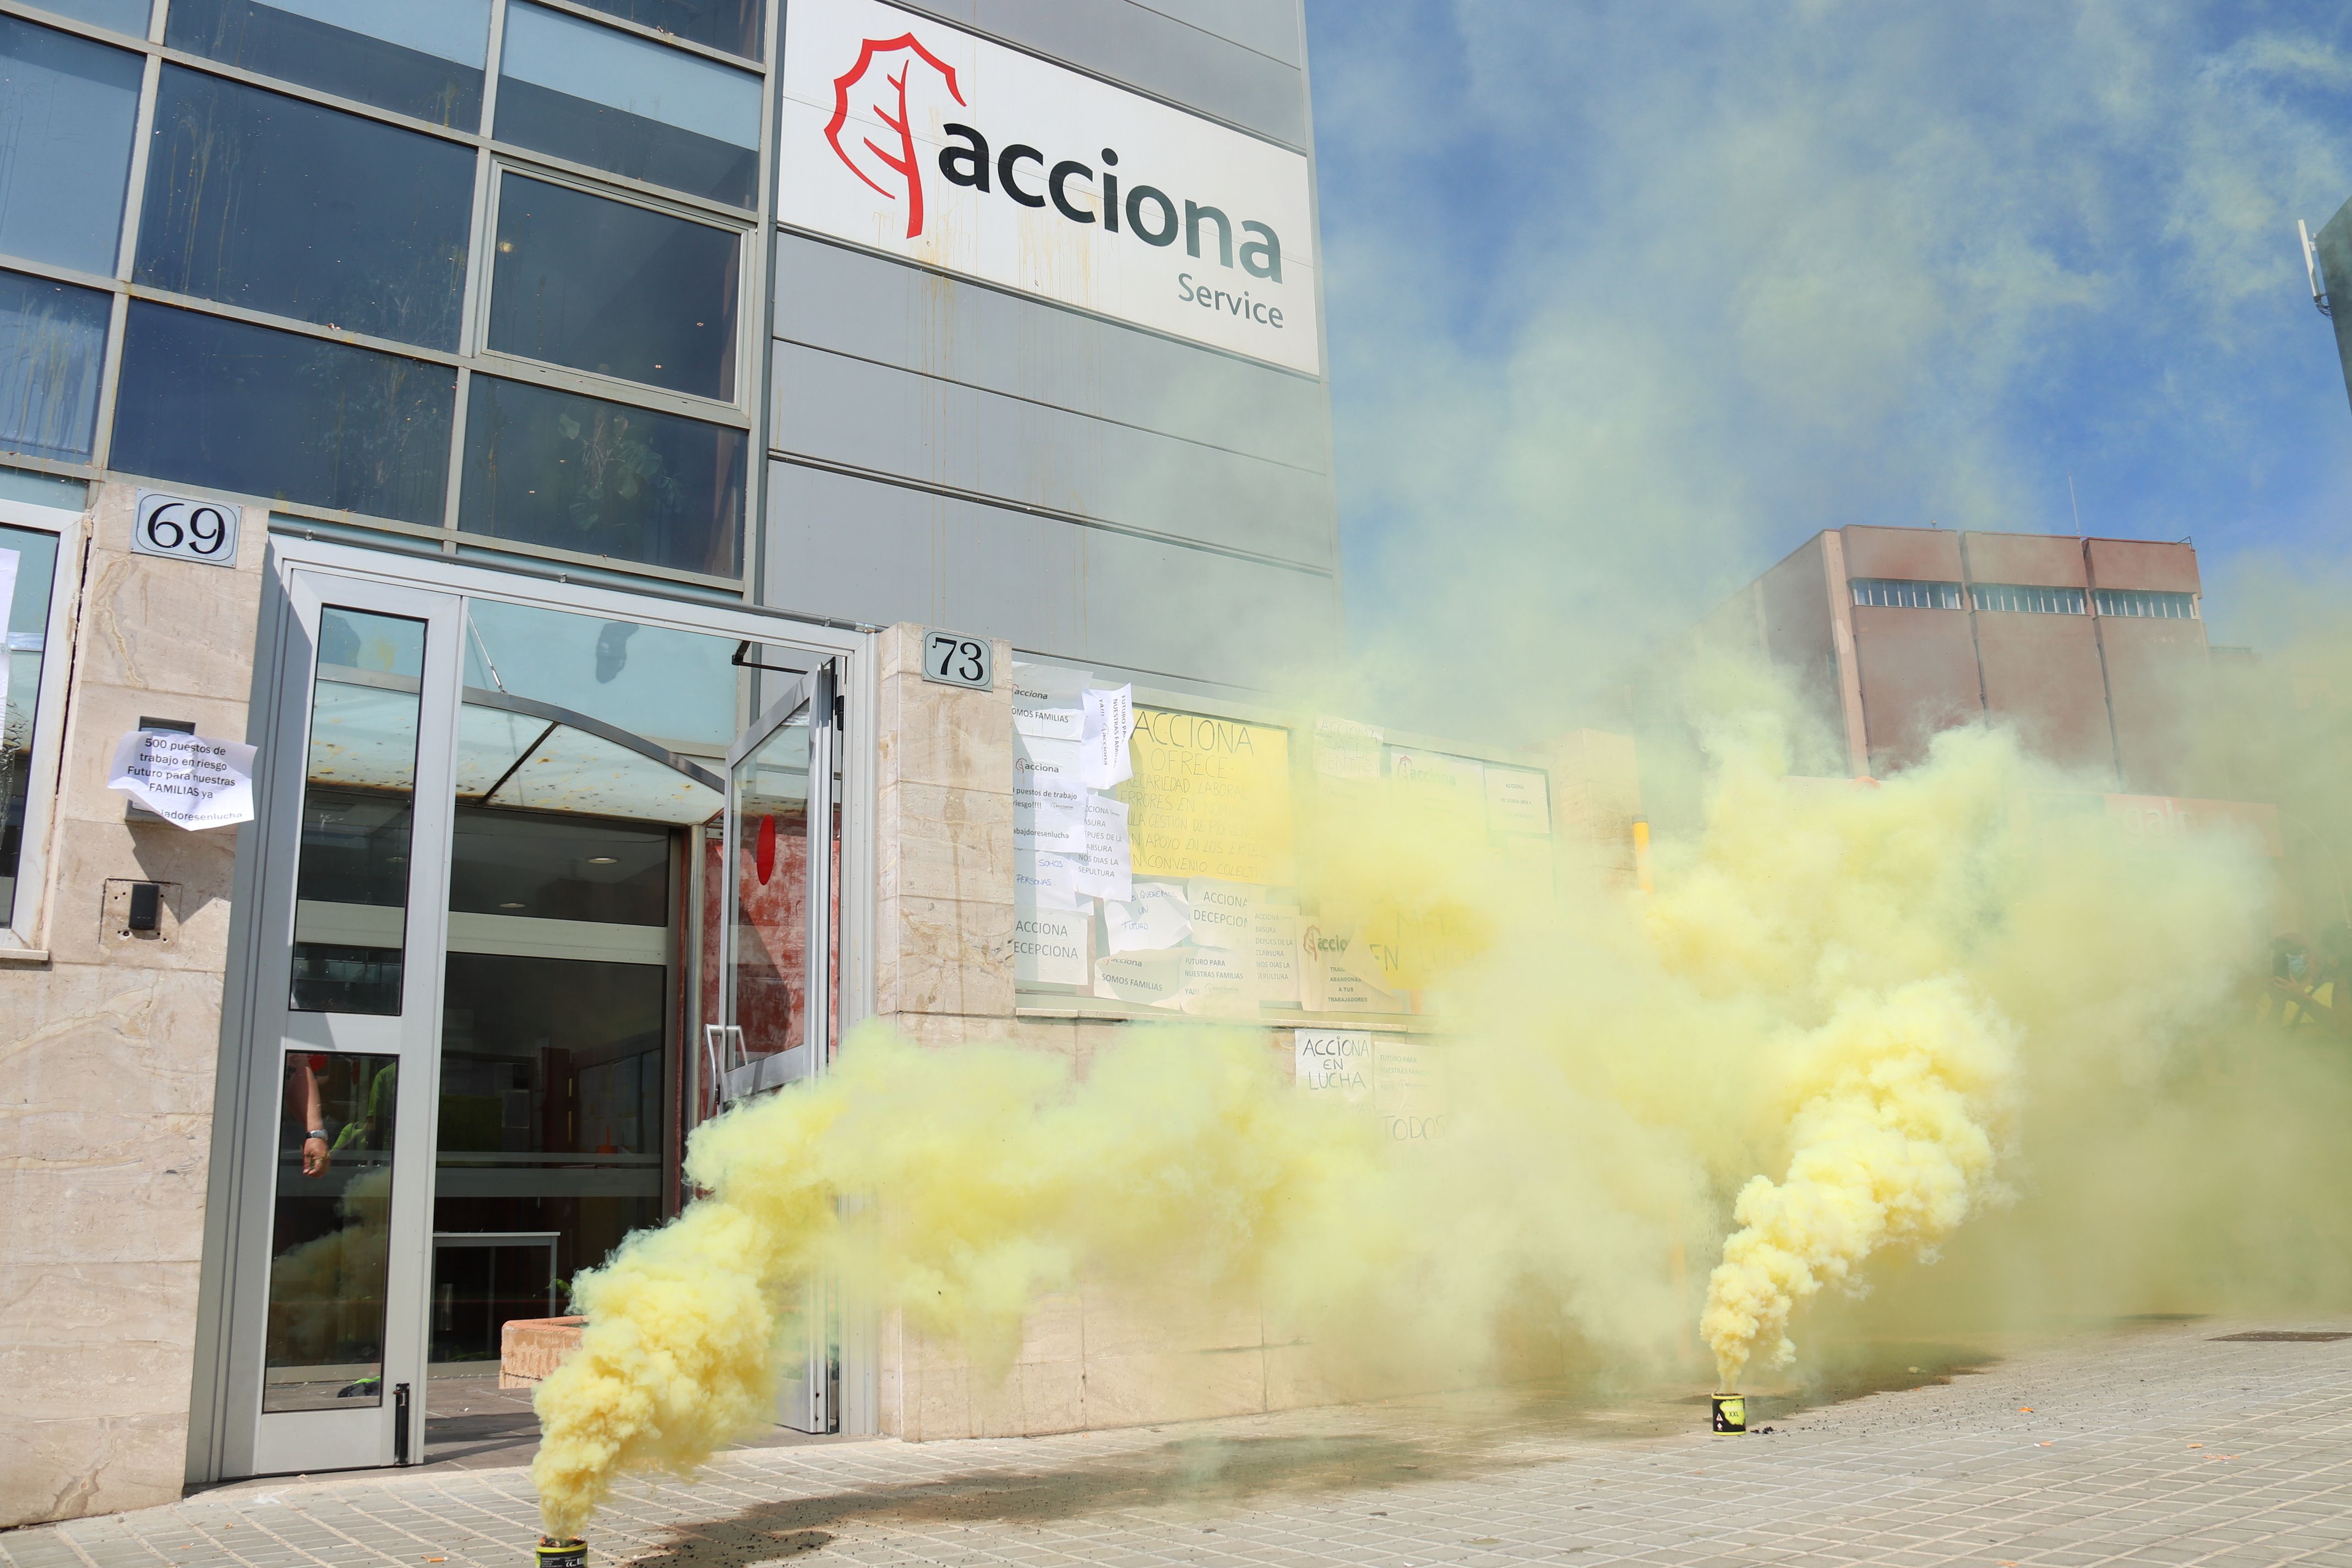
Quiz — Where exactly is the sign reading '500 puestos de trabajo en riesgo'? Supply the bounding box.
[778,0,1322,376]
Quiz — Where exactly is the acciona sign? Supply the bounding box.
[779,0,1321,376]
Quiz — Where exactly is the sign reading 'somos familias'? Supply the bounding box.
[780,0,1320,376]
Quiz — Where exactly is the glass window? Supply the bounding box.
[0,270,110,462]
[2094,589,2199,620]
[291,608,426,1014]
[566,0,760,60]
[1972,583,2086,615]
[489,176,739,400]
[136,68,475,350]
[496,3,761,207]
[112,302,456,524]
[0,522,61,929]
[1850,578,1963,609]
[459,375,743,576]
[462,598,737,754]
[26,0,151,34]
[263,1048,401,1409]
[166,0,491,131]
[0,17,144,275]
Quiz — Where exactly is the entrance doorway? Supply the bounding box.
[211,552,851,1479]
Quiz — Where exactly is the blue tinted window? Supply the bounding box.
[23,0,149,37]
[112,302,455,524]
[0,17,144,274]
[497,4,760,206]
[166,0,491,130]
[568,0,760,59]
[137,68,475,350]
[460,376,742,576]
[0,271,109,463]
[489,176,739,400]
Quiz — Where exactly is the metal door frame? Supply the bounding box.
[191,540,878,1484]
[223,569,466,1477]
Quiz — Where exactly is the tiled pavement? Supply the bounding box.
[8,1317,2352,1568]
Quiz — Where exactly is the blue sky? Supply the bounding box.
[1302,1,2352,711]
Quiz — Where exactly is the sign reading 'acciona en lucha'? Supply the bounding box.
[778,0,1322,376]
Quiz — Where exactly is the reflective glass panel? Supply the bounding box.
[112,302,455,524]
[496,3,760,207]
[263,1049,400,1411]
[0,17,144,274]
[448,805,668,924]
[137,68,475,350]
[463,598,737,754]
[489,176,740,401]
[26,0,150,34]
[166,0,491,130]
[0,523,60,929]
[290,609,425,1015]
[568,0,760,59]
[730,705,808,1060]
[0,270,109,462]
[458,375,744,576]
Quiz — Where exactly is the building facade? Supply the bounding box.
[1701,524,2216,791]
[0,0,1369,1526]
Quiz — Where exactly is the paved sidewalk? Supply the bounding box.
[8,1317,2352,1568]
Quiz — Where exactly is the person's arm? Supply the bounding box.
[301,1062,331,1176]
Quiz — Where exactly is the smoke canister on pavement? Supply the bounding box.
[537,1539,586,1568]
[1711,1393,1746,1434]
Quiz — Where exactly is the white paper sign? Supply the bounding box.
[1104,880,1190,953]
[1252,903,1300,1005]
[780,0,1321,374]
[1294,1029,1373,1101]
[1376,1037,1449,1142]
[1183,876,1259,950]
[1014,899,1091,986]
[1010,662,1090,740]
[1179,944,1253,1015]
[1079,683,1135,788]
[1095,949,1185,1008]
[1076,792,1133,902]
[1389,747,1485,802]
[108,729,257,830]
[1313,715,1383,781]
[1485,766,1553,835]
[1017,847,1081,901]
[1013,731,1086,852]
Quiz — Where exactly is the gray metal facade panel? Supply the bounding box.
[772,235,1331,472]
[766,460,1337,685]
[1126,0,1303,67]
[771,342,1335,569]
[891,0,1308,146]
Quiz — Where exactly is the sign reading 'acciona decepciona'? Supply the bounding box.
[778,0,1322,376]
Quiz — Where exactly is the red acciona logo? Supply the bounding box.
[825,33,963,239]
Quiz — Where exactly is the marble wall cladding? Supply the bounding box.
[1,481,265,1528]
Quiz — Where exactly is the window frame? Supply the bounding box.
[0,0,778,594]
[0,487,87,951]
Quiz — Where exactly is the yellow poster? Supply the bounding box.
[1116,708,1295,884]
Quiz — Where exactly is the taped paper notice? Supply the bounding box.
[1180,945,1254,1015]
[1390,746,1485,807]
[1076,792,1133,902]
[1313,715,1382,781]
[1014,731,1085,853]
[1485,765,1553,835]
[1183,876,1259,950]
[1014,899,1090,987]
[1295,1029,1373,1101]
[1253,903,1300,1005]
[1010,662,1090,740]
[108,728,257,830]
[1117,708,1294,884]
[1016,848,1080,902]
[1376,1037,1449,1142]
[1104,880,1190,953]
[1079,683,1135,788]
[1094,949,1185,1008]
[1322,952,1408,1014]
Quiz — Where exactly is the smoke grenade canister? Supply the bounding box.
[537,1539,586,1568]
[1710,1393,1746,1434]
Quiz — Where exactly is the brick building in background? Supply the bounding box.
[1700,524,2217,791]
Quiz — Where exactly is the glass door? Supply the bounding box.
[228,571,464,1477]
[716,662,838,1431]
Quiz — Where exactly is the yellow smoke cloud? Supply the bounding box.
[532,687,2328,1538]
